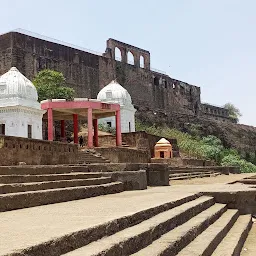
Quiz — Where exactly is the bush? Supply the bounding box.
[221,154,256,173]
[186,124,203,138]
[98,123,116,135]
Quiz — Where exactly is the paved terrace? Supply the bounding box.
[0,173,254,255]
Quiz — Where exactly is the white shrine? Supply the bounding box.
[97,80,136,133]
[0,67,45,139]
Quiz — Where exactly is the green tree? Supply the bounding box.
[33,70,75,102]
[223,103,242,123]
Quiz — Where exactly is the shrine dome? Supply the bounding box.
[97,80,136,133]
[0,67,38,102]
[156,138,171,146]
[97,80,132,106]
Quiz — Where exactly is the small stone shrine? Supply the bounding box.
[154,138,173,159]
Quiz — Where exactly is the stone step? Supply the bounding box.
[0,177,112,194]
[244,175,256,179]
[0,182,124,212]
[77,159,110,164]
[77,161,108,165]
[78,155,105,159]
[62,196,215,255]
[169,172,221,180]
[169,171,220,178]
[0,172,103,184]
[1,194,200,255]
[77,161,110,164]
[169,168,217,174]
[177,209,239,256]
[131,203,227,256]
[78,157,107,160]
[238,179,256,184]
[212,215,252,256]
[77,152,110,164]
[78,157,107,161]
[0,166,91,175]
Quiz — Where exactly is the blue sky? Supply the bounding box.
[0,0,255,125]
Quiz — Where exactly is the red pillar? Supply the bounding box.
[48,108,54,141]
[87,108,93,148]
[93,119,99,147]
[115,110,122,146]
[73,114,78,144]
[61,120,65,141]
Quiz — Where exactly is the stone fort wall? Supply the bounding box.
[0,30,229,122]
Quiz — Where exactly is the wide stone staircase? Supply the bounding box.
[9,194,251,255]
[77,149,110,164]
[0,167,123,212]
[169,167,222,181]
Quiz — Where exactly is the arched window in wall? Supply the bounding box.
[127,51,134,65]
[115,47,122,61]
[154,77,159,86]
[140,56,145,68]
[164,80,167,88]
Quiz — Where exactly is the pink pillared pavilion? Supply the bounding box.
[41,98,122,148]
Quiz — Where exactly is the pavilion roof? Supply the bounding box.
[41,98,120,120]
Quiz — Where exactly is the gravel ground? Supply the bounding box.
[170,173,254,185]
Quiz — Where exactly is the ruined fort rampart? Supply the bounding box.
[0,29,229,123]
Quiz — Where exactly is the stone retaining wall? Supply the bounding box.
[96,147,150,163]
[122,131,179,157]
[203,190,256,214]
[151,158,215,166]
[0,135,78,165]
[99,131,179,158]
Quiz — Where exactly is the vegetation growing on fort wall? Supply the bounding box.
[223,102,242,123]
[136,120,256,173]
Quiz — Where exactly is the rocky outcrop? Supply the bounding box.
[136,109,256,155]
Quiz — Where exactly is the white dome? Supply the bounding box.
[0,67,38,101]
[97,80,132,106]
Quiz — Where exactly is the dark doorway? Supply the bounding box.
[154,77,159,86]
[107,122,112,127]
[28,125,32,139]
[160,151,164,158]
[0,124,5,135]
[129,122,131,132]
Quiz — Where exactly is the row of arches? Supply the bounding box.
[115,47,145,68]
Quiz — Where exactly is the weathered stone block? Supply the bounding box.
[110,170,147,190]
[146,163,169,186]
